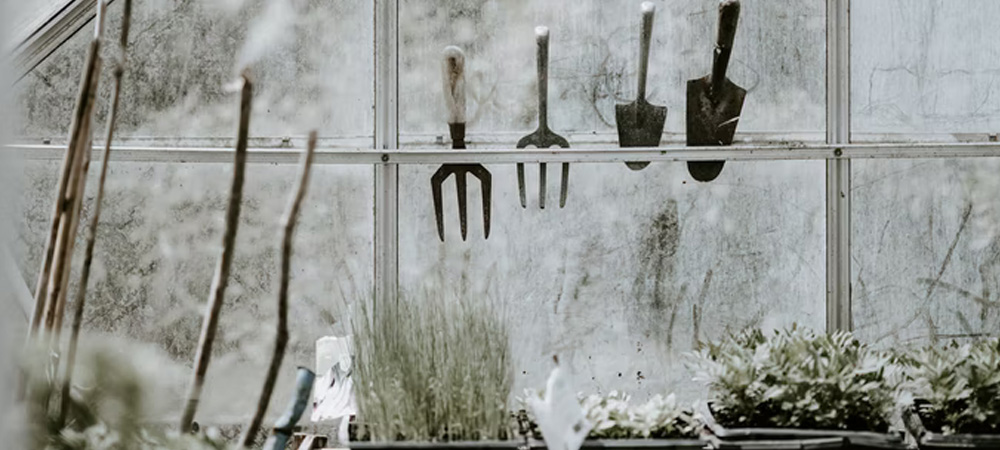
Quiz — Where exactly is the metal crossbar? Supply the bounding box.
[8,142,1000,164]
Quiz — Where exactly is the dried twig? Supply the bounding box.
[179,73,253,433]
[59,0,132,427]
[28,1,109,338]
[241,131,316,447]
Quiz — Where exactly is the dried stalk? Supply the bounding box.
[179,73,253,433]
[58,0,132,427]
[240,131,316,448]
[28,1,108,337]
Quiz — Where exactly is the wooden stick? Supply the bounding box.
[28,6,107,337]
[58,0,132,427]
[179,73,253,433]
[240,131,316,448]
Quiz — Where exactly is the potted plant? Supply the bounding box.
[688,326,907,449]
[518,390,705,450]
[348,295,517,450]
[901,338,1000,449]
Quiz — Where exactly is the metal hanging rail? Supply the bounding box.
[8,141,1000,164]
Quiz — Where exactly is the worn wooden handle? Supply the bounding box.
[717,0,740,52]
[712,0,740,88]
[637,2,655,100]
[535,26,549,128]
[442,46,466,124]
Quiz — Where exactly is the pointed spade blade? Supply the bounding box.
[686,75,747,182]
[616,100,667,170]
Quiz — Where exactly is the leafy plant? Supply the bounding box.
[688,326,901,432]
[905,339,1000,434]
[351,292,513,442]
[517,390,698,439]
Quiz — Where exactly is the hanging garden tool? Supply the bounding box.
[431,46,492,241]
[616,2,666,171]
[686,0,746,182]
[517,26,570,209]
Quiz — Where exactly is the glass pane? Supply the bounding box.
[399,0,826,146]
[14,0,374,144]
[852,158,1000,346]
[15,160,373,419]
[852,1,1000,140]
[399,161,825,399]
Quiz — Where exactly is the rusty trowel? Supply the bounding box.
[431,46,492,241]
[616,2,666,171]
[686,0,746,182]
[517,26,570,209]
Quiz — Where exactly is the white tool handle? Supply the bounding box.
[442,46,466,124]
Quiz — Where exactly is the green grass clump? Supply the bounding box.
[688,326,901,432]
[905,339,1000,435]
[351,292,513,442]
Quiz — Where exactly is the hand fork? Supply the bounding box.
[431,46,492,241]
[517,26,570,209]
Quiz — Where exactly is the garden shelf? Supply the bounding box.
[904,402,1000,450]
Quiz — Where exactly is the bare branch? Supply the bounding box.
[241,130,316,448]
[179,73,253,433]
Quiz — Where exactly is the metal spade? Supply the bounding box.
[517,26,570,209]
[686,0,746,182]
[616,2,666,171]
[431,46,492,241]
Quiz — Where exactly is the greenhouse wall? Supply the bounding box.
[8,0,1000,422]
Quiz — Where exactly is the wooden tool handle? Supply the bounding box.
[637,2,655,100]
[442,46,466,124]
[712,0,740,89]
[535,26,550,129]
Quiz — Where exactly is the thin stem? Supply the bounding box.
[241,130,316,448]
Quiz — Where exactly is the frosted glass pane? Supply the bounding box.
[15,1,374,141]
[852,158,1000,346]
[15,161,373,419]
[399,161,825,400]
[852,0,1000,138]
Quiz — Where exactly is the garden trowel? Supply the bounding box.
[686,0,746,182]
[616,2,666,171]
[517,26,570,209]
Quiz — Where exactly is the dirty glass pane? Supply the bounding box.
[852,1,1000,140]
[399,0,826,146]
[852,158,1000,347]
[14,0,374,144]
[15,161,373,420]
[399,161,825,400]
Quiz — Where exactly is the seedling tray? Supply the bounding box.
[904,401,1000,449]
[701,403,907,450]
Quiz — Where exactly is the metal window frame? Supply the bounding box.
[13,0,1000,331]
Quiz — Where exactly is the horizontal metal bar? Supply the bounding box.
[7,142,1000,165]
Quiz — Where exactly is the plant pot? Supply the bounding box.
[528,438,707,450]
[700,402,907,450]
[903,400,1000,449]
[349,441,521,450]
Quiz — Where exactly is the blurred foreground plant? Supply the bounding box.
[21,341,230,450]
[351,293,512,441]
[517,390,699,439]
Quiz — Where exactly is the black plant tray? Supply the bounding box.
[903,401,1000,449]
[529,438,707,450]
[700,403,907,450]
[349,439,707,450]
[349,441,521,450]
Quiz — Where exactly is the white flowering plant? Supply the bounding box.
[517,390,699,440]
